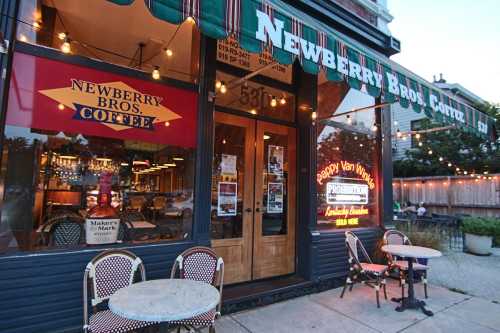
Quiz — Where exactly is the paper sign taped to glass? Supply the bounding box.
[217,182,237,216]
[267,182,284,213]
[220,154,237,176]
[326,182,368,205]
[268,145,284,176]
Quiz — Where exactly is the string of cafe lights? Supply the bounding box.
[4,9,195,81]
[393,124,496,181]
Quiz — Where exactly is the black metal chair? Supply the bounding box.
[340,231,388,308]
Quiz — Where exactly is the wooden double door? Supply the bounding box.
[211,112,296,284]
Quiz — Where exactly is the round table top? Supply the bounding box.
[109,279,220,322]
[381,245,442,259]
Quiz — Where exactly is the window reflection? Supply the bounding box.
[0,125,195,253]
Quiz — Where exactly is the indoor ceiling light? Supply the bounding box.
[58,32,67,40]
[165,48,173,57]
[280,97,286,105]
[219,81,227,94]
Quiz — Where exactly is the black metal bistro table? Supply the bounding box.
[381,244,441,316]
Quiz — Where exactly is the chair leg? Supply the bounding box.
[423,272,428,299]
[375,284,381,308]
[209,324,216,333]
[401,278,405,299]
[340,277,351,298]
[382,279,388,300]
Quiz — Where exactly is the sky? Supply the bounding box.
[388,0,500,104]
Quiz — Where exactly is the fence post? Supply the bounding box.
[447,176,452,214]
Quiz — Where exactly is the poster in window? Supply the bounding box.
[217,182,237,216]
[267,182,284,213]
[268,145,284,175]
[220,154,237,176]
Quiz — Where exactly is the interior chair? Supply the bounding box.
[128,196,146,213]
[170,246,224,333]
[383,229,430,299]
[83,250,156,333]
[340,231,388,308]
[48,214,84,247]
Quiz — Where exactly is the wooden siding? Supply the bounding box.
[394,175,500,217]
[0,241,195,333]
[314,228,380,279]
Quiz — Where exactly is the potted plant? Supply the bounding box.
[462,217,500,255]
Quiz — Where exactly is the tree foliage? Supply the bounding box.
[394,102,499,177]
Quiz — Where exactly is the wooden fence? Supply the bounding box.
[393,174,500,217]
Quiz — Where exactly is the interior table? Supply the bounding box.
[109,279,220,331]
[381,244,441,316]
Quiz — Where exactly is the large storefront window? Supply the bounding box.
[0,53,198,253]
[17,0,200,83]
[316,73,380,229]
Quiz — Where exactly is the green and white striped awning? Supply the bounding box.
[107,0,497,139]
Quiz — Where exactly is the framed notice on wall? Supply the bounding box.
[217,182,237,216]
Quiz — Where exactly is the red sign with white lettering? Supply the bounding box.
[6,52,197,147]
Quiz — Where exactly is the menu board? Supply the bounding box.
[217,36,292,84]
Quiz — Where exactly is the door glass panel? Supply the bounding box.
[211,122,245,239]
[262,131,288,236]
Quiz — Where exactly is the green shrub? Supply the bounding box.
[462,217,500,237]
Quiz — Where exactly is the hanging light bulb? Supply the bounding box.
[371,123,378,132]
[346,115,352,125]
[58,32,67,40]
[152,66,161,80]
[165,48,173,57]
[456,167,460,171]
[396,128,402,138]
[415,133,421,140]
[428,149,433,155]
[448,162,452,167]
[58,103,65,111]
[402,135,407,141]
[270,96,278,107]
[464,171,468,175]
[250,109,257,115]
[418,142,423,147]
[164,121,170,127]
[311,111,317,121]
[61,37,71,54]
[215,80,222,89]
[280,96,287,105]
[32,21,42,30]
[219,81,227,94]
[222,138,227,145]
[439,157,444,162]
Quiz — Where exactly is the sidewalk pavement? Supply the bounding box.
[429,248,500,303]
[203,280,500,333]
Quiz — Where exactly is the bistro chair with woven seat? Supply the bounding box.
[340,231,388,308]
[48,215,84,247]
[83,250,156,333]
[383,229,430,299]
[170,246,224,333]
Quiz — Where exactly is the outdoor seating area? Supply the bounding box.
[83,246,224,333]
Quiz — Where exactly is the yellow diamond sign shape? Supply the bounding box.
[39,80,181,131]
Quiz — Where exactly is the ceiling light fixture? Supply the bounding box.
[152,66,161,80]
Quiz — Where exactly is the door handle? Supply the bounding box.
[255,208,260,212]
[245,208,252,213]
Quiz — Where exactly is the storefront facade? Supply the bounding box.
[0,1,496,332]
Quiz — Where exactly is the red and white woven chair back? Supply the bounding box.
[86,250,143,306]
[174,247,222,286]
